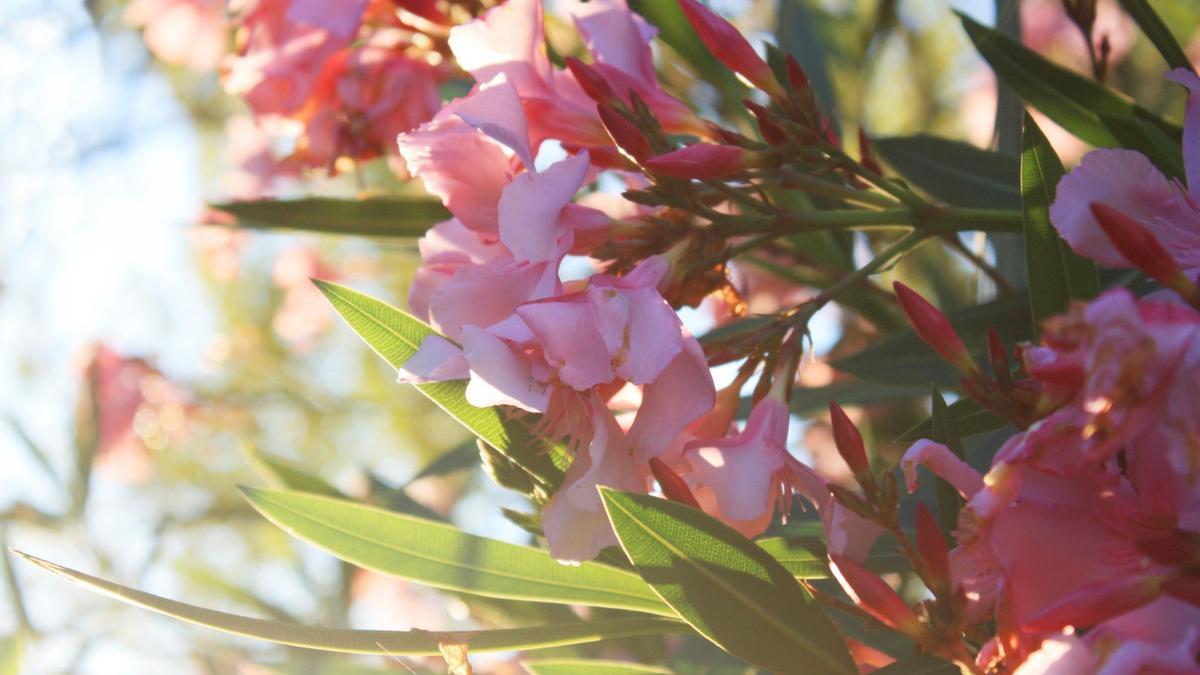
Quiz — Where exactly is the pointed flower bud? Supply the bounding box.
[986,327,1012,393]
[743,100,786,145]
[893,282,981,377]
[1091,202,1200,305]
[829,402,872,486]
[678,0,782,97]
[598,104,652,163]
[830,554,923,637]
[645,144,759,180]
[649,457,702,510]
[785,54,810,92]
[565,56,620,106]
[914,504,951,592]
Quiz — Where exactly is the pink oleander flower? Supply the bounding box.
[900,290,1200,671]
[446,0,703,161]
[1050,69,1200,276]
[125,0,229,72]
[272,245,340,352]
[682,394,883,557]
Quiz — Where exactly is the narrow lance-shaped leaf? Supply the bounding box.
[211,198,449,237]
[958,12,1182,150]
[314,280,566,492]
[243,445,342,497]
[1116,0,1194,72]
[874,135,1020,210]
[15,552,686,655]
[600,489,856,674]
[1021,114,1100,329]
[242,487,673,616]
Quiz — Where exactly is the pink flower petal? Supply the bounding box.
[498,152,592,262]
[900,439,984,497]
[461,326,549,412]
[397,334,468,384]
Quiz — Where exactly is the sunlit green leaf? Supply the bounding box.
[242,488,672,616]
[958,13,1181,149]
[1021,114,1100,331]
[525,659,673,675]
[16,552,686,655]
[600,489,855,674]
[211,198,449,237]
[314,280,566,494]
[757,536,908,578]
[243,446,342,497]
[874,135,1020,210]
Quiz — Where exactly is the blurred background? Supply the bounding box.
[0,0,1196,672]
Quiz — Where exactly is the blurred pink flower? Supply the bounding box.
[272,245,339,352]
[126,0,229,72]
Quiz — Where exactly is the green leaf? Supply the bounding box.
[832,293,1033,386]
[1021,115,1100,331]
[243,446,342,497]
[1100,113,1188,180]
[525,660,673,675]
[757,536,908,578]
[874,135,1020,210]
[16,551,686,655]
[958,12,1181,149]
[211,198,449,237]
[898,397,1007,443]
[930,388,967,535]
[1117,0,1194,71]
[600,490,856,674]
[242,488,672,616]
[774,0,837,113]
[872,654,959,674]
[409,440,478,482]
[314,281,566,493]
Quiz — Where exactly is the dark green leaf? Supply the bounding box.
[17,551,685,655]
[314,281,566,494]
[874,135,1020,210]
[872,654,959,674]
[958,12,1181,149]
[211,198,449,237]
[242,488,672,615]
[774,0,837,113]
[898,397,1007,443]
[600,489,855,674]
[409,440,478,483]
[1021,114,1100,331]
[832,293,1033,386]
[1117,0,1194,71]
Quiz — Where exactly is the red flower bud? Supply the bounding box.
[830,554,922,637]
[678,0,782,97]
[1024,574,1163,632]
[893,282,981,377]
[743,100,786,145]
[828,402,871,483]
[785,54,810,92]
[1091,202,1200,305]
[645,144,756,180]
[858,128,882,174]
[565,56,620,106]
[597,105,652,163]
[914,504,951,591]
[649,458,702,510]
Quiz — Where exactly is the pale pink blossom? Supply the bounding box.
[126,0,229,72]
[1050,70,1200,274]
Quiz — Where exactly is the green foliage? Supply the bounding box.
[314,280,567,496]
[211,198,449,237]
[16,552,686,655]
[874,135,1020,210]
[1117,0,1194,71]
[1021,115,1100,331]
[600,489,856,674]
[833,293,1032,386]
[899,397,1007,443]
[930,387,967,535]
[958,12,1182,150]
[242,487,673,615]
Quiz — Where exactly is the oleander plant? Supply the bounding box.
[14,0,1200,672]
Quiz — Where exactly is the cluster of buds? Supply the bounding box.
[892,282,1051,429]
[820,402,981,671]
